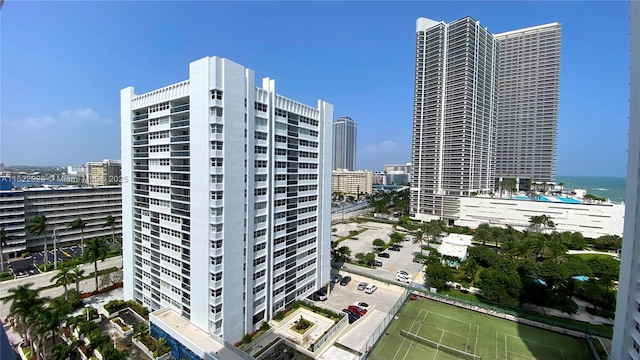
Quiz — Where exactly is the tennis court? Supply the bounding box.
[369,297,593,360]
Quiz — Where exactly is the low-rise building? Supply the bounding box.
[85,159,122,186]
[0,185,122,257]
[455,195,624,239]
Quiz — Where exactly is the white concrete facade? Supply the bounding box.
[332,116,357,171]
[121,56,332,351]
[456,196,624,239]
[612,2,640,358]
[0,186,122,256]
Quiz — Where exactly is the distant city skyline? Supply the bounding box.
[1,1,629,176]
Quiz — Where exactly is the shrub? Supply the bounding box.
[242,333,252,344]
[260,321,270,332]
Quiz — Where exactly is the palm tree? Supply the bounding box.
[412,230,425,255]
[3,283,46,354]
[103,215,117,244]
[34,305,68,360]
[84,237,109,292]
[422,220,445,249]
[68,218,87,257]
[48,343,76,360]
[50,266,74,300]
[473,223,492,246]
[0,227,11,273]
[27,214,48,266]
[460,258,479,286]
[72,267,85,293]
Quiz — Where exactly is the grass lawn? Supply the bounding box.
[370,297,593,360]
[570,253,616,261]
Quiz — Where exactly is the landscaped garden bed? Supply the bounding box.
[110,317,133,336]
[103,299,149,320]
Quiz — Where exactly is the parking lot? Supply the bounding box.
[333,222,429,284]
[7,244,87,278]
[323,269,406,315]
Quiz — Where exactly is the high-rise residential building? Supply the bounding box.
[331,169,373,197]
[121,56,333,356]
[612,2,639,358]
[85,159,122,186]
[332,116,357,171]
[494,23,561,189]
[410,17,498,222]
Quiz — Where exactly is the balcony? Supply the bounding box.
[134,114,149,121]
[133,140,149,146]
[171,136,190,143]
[170,151,190,157]
[170,166,190,172]
[171,104,190,113]
[133,127,148,134]
[171,120,190,128]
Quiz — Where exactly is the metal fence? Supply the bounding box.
[357,287,410,359]
[585,334,604,360]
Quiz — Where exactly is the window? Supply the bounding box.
[211,124,223,133]
[211,207,223,216]
[255,102,268,112]
[275,108,287,117]
[255,215,266,224]
[255,131,267,140]
[150,102,169,112]
[212,107,223,117]
[255,160,267,168]
[255,146,267,154]
[211,191,223,200]
[255,201,267,210]
[211,141,223,150]
[211,89,223,100]
[255,174,267,182]
[211,174,223,183]
[254,242,266,252]
[255,188,267,196]
[211,158,223,167]
[255,118,267,126]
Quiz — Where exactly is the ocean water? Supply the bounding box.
[556,176,626,203]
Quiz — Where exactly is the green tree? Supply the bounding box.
[473,223,492,246]
[477,269,522,306]
[27,214,48,265]
[335,246,351,262]
[50,266,75,300]
[412,230,425,255]
[460,258,479,286]
[84,237,109,292]
[424,220,445,248]
[103,215,117,243]
[72,267,85,293]
[68,218,87,257]
[372,238,386,248]
[0,227,11,273]
[424,253,453,289]
[3,283,46,355]
[154,337,170,358]
[48,343,76,360]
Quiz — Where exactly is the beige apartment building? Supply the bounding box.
[85,159,122,186]
[332,169,372,197]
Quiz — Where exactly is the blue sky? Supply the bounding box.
[0,1,629,176]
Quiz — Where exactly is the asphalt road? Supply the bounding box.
[0,255,123,300]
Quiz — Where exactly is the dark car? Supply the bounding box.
[332,274,342,283]
[342,308,360,321]
[389,246,401,252]
[339,276,352,286]
[378,252,390,258]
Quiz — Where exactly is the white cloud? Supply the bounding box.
[59,108,113,125]
[12,108,113,129]
[365,140,398,153]
[14,115,56,128]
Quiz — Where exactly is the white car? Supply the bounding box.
[396,274,412,283]
[397,270,409,277]
[365,284,377,294]
[353,302,371,310]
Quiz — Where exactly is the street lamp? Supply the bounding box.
[53,228,59,270]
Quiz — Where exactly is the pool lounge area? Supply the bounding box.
[508,195,583,204]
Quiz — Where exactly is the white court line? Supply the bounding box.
[466,322,471,350]
[495,331,499,360]
[505,332,508,360]
[500,331,568,359]
[403,312,427,360]
[425,310,474,328]
[433,331,445,360]
[473,324,479,355]
[392,309,424,360]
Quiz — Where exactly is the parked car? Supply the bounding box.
[389,246,401,252]
[357,282,368,291]
[365,284,377,294]
[353,302,371,310]
[340,276,352,286]
[314,290,327,301]
[348,305,367,317]
[378,253,390,258]
[342,308,361,320]
[332,274,342,283]
[396,273,412,283]
[342,309,358,324]
[397,270,409,277]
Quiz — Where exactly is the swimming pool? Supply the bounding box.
[509,195,582,204]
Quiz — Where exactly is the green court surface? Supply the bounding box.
[369,298,593,360]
